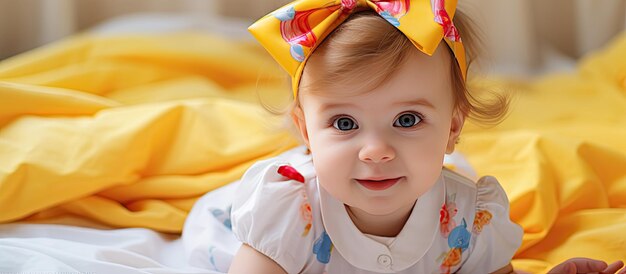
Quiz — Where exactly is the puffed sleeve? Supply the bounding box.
[230,158,315,274]
[460,176,524,273]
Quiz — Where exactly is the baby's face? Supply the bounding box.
[295,44,464,216]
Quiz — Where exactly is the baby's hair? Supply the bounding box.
[291,10,509,125]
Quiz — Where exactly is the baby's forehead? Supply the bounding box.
[300,49,453,98]
[302,42,452,86]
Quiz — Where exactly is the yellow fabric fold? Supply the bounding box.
[459,33,626,273]
[0,30,625,272]
[0,33,298,233]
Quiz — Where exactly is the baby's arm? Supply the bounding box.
[545,258,625,274]
[228,244,288,274]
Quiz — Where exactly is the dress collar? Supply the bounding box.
[319,174,445,272]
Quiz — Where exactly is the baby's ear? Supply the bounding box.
[446,109,465,154]
[291,105,311,148]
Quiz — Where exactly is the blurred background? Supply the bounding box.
[0,0,625,77]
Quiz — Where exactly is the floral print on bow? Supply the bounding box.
[248,0,467,96]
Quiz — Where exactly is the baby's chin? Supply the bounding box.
[345,196,416,216]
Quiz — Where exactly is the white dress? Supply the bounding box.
[182,146,523,273]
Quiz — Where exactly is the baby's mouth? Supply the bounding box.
[355,177,402,191]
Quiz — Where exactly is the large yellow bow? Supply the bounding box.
[249,0,467,97]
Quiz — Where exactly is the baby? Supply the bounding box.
[228,0,519,272]
[183,0,625,273]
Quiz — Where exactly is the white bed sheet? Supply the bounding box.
[0,223,217,274]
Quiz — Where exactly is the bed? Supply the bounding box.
[1,13,625,273]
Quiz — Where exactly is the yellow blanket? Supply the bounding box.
[0,31,625,273]
[0,33,299,232]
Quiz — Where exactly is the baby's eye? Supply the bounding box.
[332,117,358,131]
[393,112,422,128]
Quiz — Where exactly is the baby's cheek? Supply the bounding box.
[313,152,343,177]
[312,151,352,188]
[416,167,444,194]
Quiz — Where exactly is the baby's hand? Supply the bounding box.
[547,258,625,274]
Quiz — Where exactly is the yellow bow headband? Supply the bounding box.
[249,0,467,97]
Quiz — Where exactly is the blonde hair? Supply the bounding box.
[293,10,509,125]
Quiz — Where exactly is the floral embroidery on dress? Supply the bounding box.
[277,165,312,237]
[300,191,313,236]
[207,246,219,271]
[313,230,333,264]
[436,191,495,273]
[277,165,305,183]
[472,210,493,234]
[439,194,458,237]
[440,247,462,272]
[209,205,232,230]
[437,191,479,274]
[448,219,471,250]
[439,218,471,274]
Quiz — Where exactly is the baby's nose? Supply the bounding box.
[358,139,396,163]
